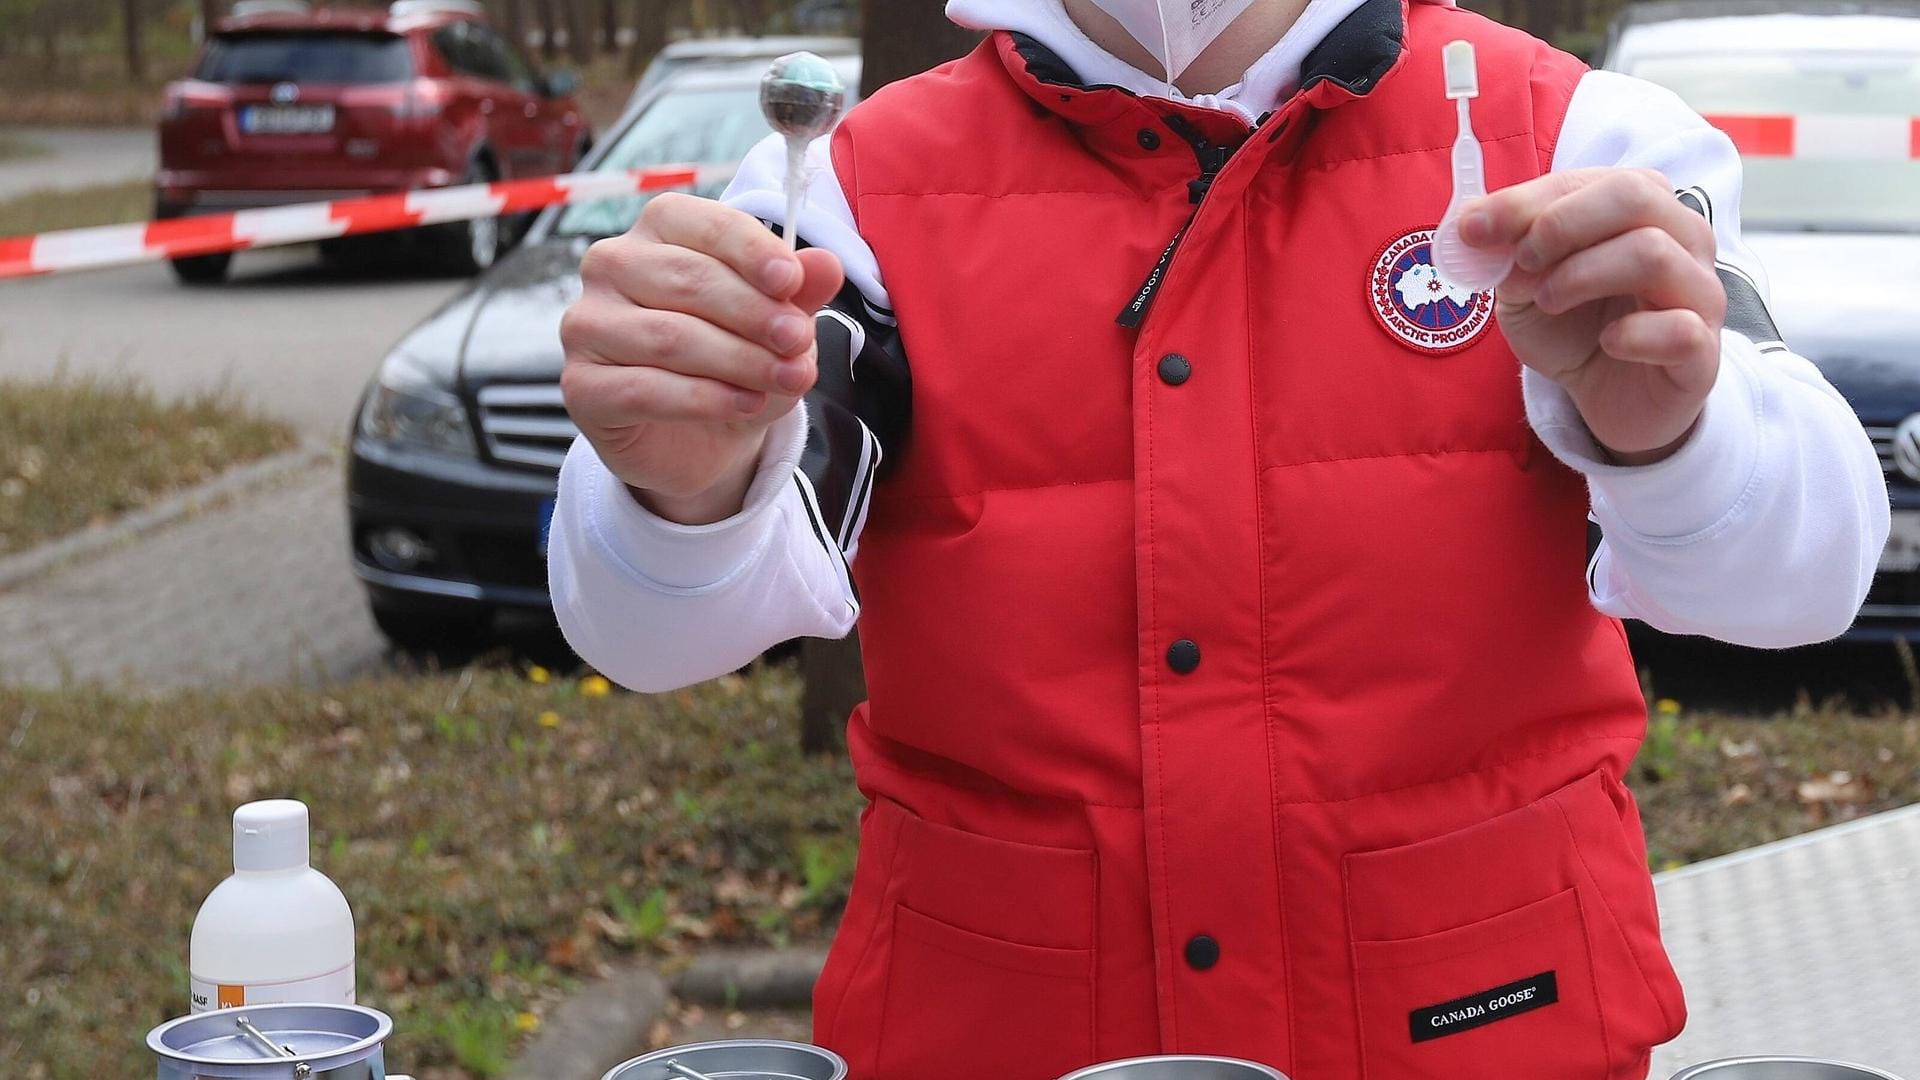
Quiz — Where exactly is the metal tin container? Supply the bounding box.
[1059,1056,1292,1080]
[599,1040,848,1080]
[1672,1058,1910,1080]
[148,1003,394,1080]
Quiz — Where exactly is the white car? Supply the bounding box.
[627,35,859,113]
[1600,0,1920,636]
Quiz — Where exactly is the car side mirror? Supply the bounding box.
[543,69,579,97]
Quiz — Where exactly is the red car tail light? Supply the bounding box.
[163,84,231,122]
[389,79,448,121]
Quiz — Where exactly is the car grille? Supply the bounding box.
[475,383,577,472]
[1866,425,1902,481]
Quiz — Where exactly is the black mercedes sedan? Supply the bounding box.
[1600,0,1920,639]
[346,53,861,650]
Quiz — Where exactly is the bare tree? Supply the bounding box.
[598,0,618,54]
[625,0,670,76]
[535,0,559,60]
[121,0,145,80]
[562,0,590,62]
[859,0,982,97]
[501,0,527,53]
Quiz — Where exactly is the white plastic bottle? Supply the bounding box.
[189,799,356,1013]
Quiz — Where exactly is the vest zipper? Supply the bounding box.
[1115,116,1241,329]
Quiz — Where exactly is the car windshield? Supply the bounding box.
[198,32,414,84]
[554,84,769,238]
[1628,50,1920,232]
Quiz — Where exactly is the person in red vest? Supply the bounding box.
[549,1,1889,1077]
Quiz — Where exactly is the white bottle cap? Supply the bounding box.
[233,799,311,872]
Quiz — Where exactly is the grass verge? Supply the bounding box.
[2,665,861,1079]
[0,133,52,163]
[0,179,152,238]
[0,374,297,557]
[3,668,1915,1078]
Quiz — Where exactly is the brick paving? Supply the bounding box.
[0,461,389,690]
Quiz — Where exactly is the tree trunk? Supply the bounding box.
[502,0,527,55]
[598,0,619,54]
[799,632,863,756]
[563,0,590,63]
[198,0,221,43]
[122,0,146,81]
[625,0,670,76]
[732,0,767,35]
[536,0,559,61]
[859,0,982,99]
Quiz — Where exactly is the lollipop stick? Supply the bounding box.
[783,138,807,252]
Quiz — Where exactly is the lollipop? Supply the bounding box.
[759,51,848,251]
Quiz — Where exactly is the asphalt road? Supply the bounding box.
[0,126,154,198]
[0,247,462,440]
[0,247,477,690]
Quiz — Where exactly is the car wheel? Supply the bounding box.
[371,600,492,655]
[169,252,232,285]
[436,158,503,275]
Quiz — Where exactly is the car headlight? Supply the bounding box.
[358,352,475,456]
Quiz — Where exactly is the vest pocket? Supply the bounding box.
[876,903,1095,1080]
[1343,770,1685,1080]
[1352,888,1609,1080]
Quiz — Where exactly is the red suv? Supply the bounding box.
[157,0,590,284]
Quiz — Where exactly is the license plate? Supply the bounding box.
[1881,510,1920,572]
[537,498,556,558]
[241,104,335,134]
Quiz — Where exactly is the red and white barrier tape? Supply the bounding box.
[0,163,735,280]
[1703,113,1920,160]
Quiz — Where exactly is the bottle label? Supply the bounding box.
[190,962,355,1013]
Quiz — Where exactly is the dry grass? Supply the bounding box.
[0,133,53,163]
[0,374,296,557]
[3,661,1916,1078]
[0,180,153,238]
[1,664,861,1079]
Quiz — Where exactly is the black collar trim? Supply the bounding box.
[1300,0,1406,94]
[1008,31,1136,95]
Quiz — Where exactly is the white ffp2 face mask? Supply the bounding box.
[1086,0,1261,85]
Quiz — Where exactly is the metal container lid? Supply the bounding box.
[1058,1057,1291,1080]
[600,1040,848,1080]
[1671,1058,1909,1080]
[148,1004,392,1079]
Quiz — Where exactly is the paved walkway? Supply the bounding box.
[1652,805,1920,1078]
[0,461,389,690]
[0,126,154,198]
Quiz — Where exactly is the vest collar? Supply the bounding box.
[998,0,1411,125]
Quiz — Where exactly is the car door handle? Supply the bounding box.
[480,99,495,115]
[523,102,537,118]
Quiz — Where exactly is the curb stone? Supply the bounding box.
[0,444,328,592]
[503,962,670,1080]
[669,948,828,1010]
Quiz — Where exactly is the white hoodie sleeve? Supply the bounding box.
[1528,69,1890,647]
[548,133,882,692]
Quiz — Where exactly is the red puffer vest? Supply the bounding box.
[817,3,1685,1078]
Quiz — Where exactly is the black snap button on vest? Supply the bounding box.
[1157,353,1191,385]
[1185,933,1220,971]
[1166,638,1201,674]
[1137,127,1162,151]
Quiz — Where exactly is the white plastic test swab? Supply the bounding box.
[1431,40,1513,292]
